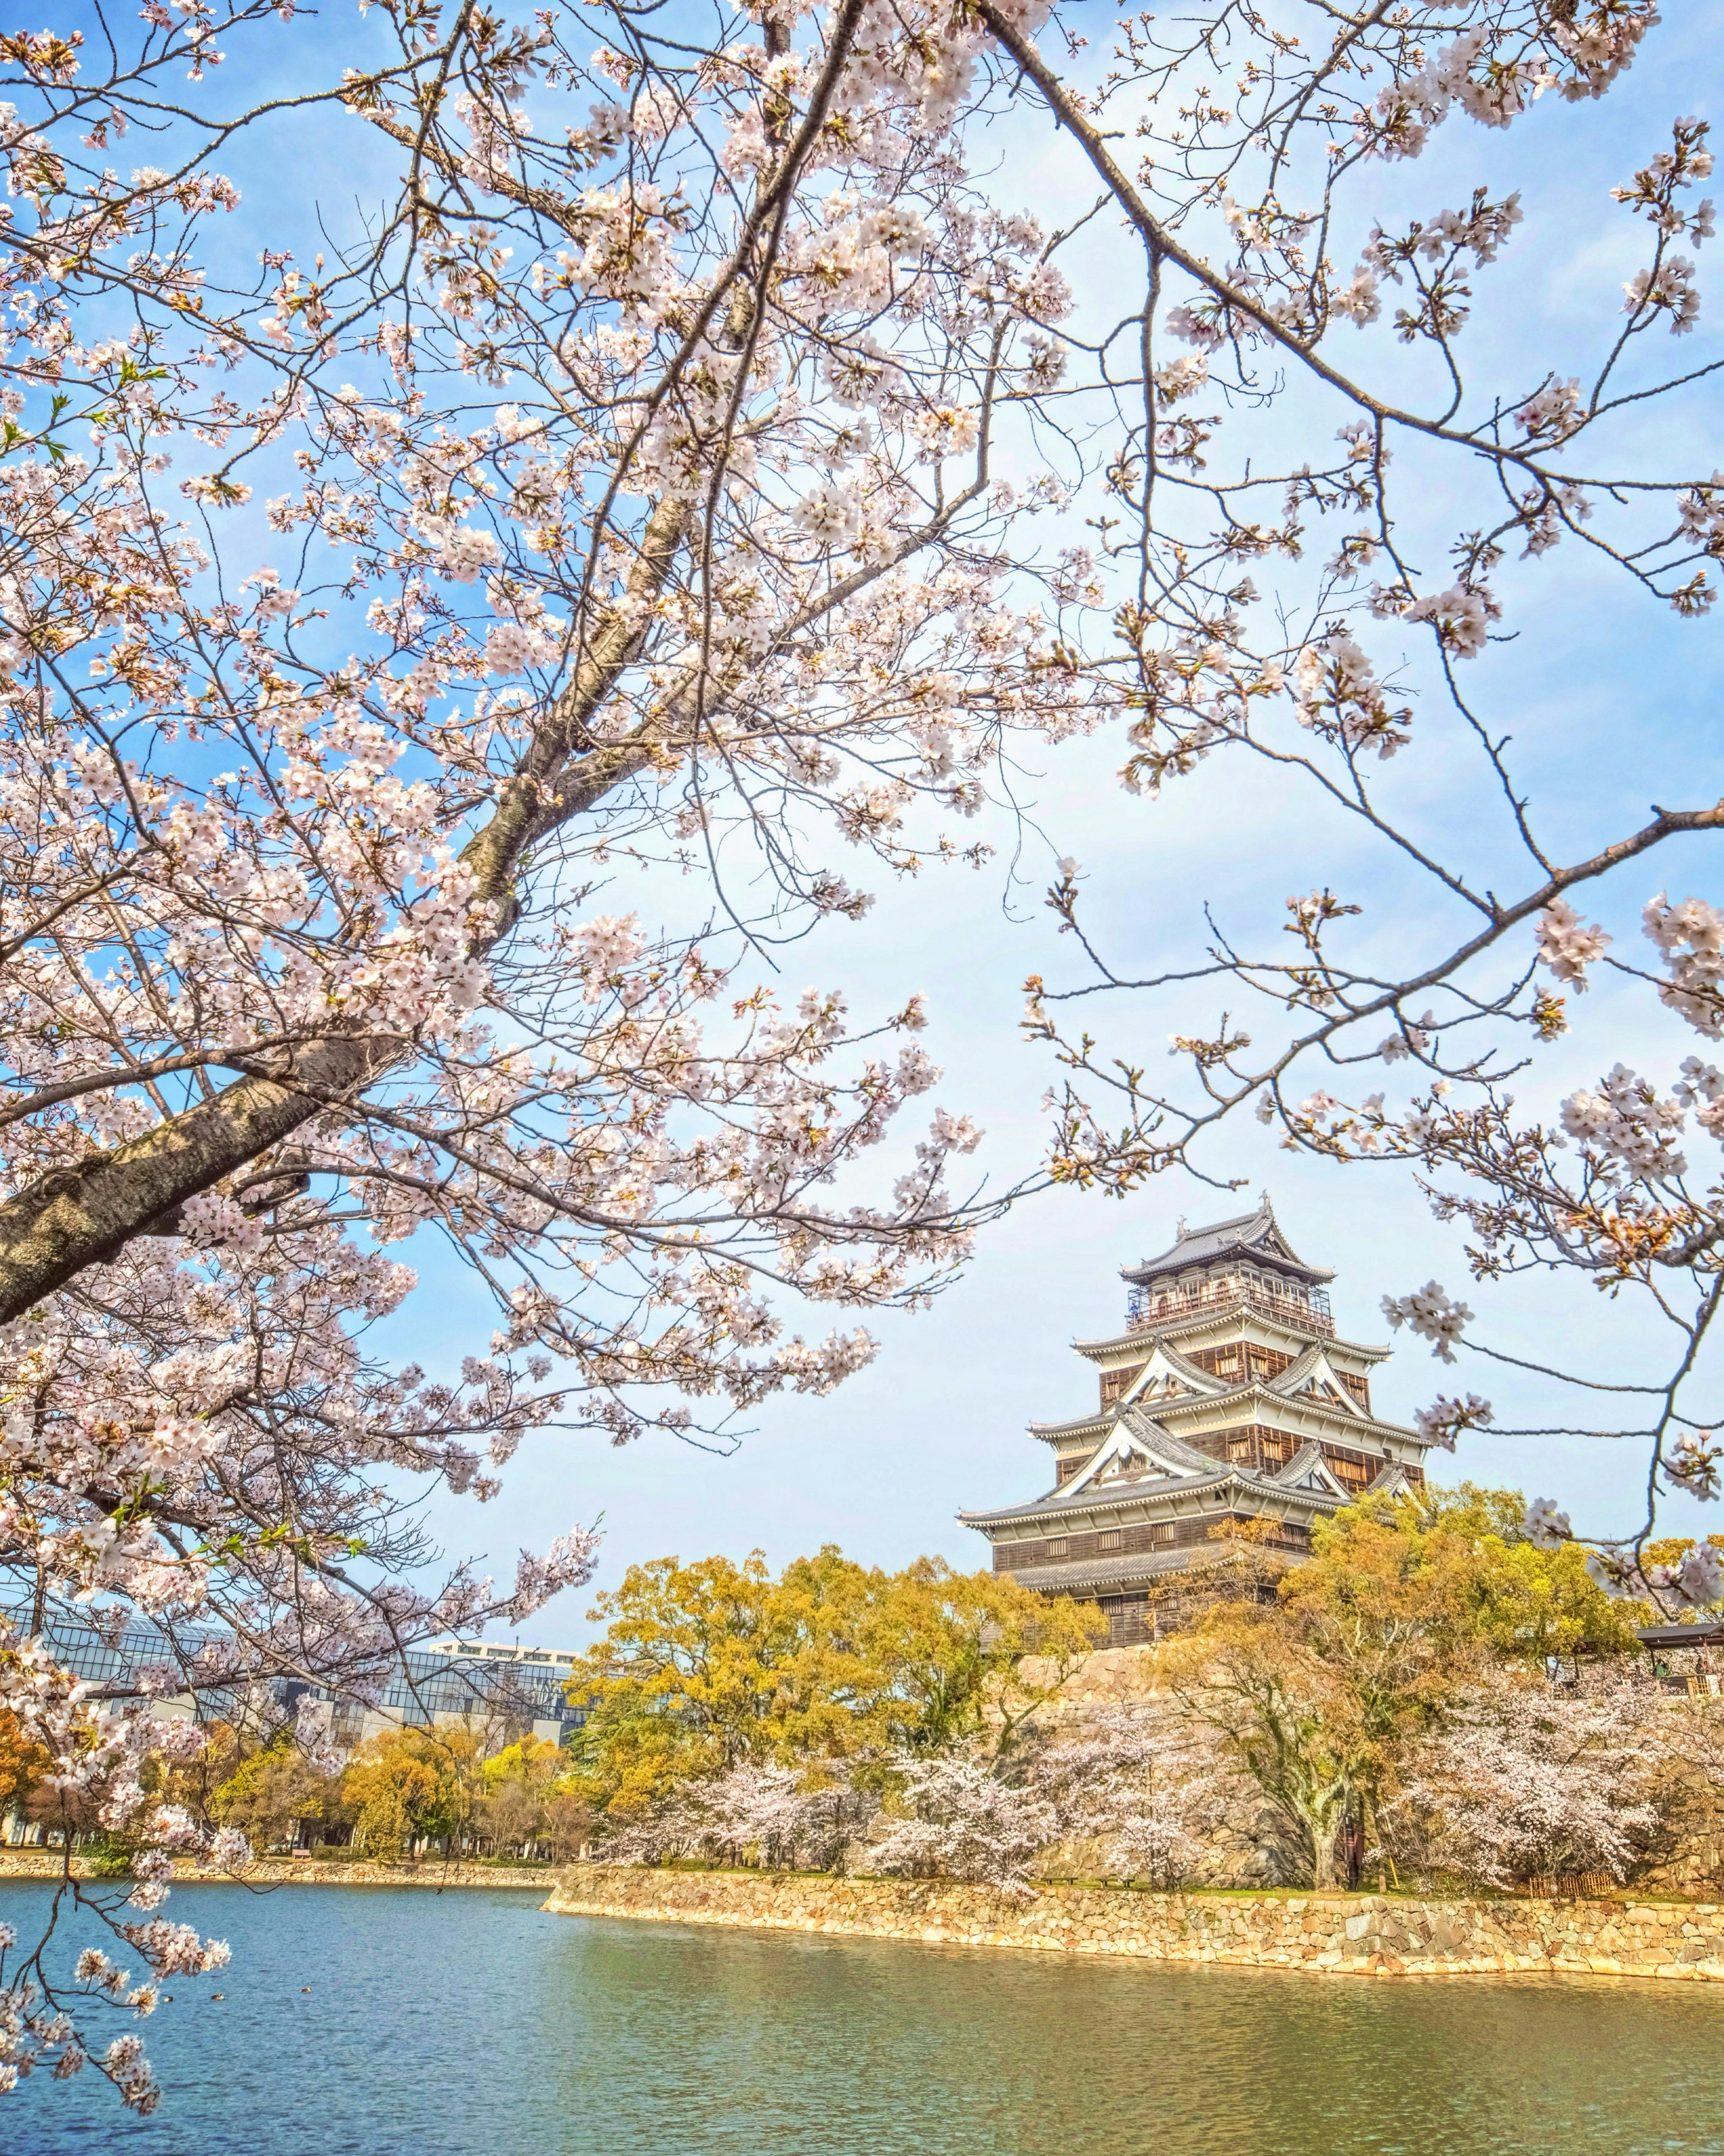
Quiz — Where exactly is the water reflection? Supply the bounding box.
[3,1882,1721,2156]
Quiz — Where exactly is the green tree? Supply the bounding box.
[212,1740,335,1853]
[563,1548,1105,1816]
[1162,1487,1640,1886]
[477,1736,571,1856]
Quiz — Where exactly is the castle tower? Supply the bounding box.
[958,1196,1429,1645]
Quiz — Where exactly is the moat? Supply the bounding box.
[4,1882,1722,2155]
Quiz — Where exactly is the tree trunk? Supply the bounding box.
[1344,1805,1364,1890]
[0,495,686,1323]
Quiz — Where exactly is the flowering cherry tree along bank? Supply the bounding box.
[986,6,1724,1596]
[547,1505,1721,1901]
[0,0,1706,2112]
[0,0,1099,2101]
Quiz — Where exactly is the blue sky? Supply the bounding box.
[380,2,1724,1643]
[51,0,1724,1640]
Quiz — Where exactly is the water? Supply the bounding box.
[3,1880,1723,2155]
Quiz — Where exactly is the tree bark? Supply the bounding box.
[0,496,685,1325]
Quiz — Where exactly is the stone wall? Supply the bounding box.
[0,1851,551,1889]
[545,1864,1724,1982]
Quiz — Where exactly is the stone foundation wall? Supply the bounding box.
[0,1851,551,1889]
[545,1865,1724,1982]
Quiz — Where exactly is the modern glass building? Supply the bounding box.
[10,1607,588,1751]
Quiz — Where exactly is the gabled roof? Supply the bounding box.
[1269,1441,1353,1501]
[1267,1343,1367,1418]
[1033,1363,1419,1455]
[1056,1410,1224,1499]
[1118,1340,1230,1406]
[961,1392,1403,1530]
[957,1437,1361,1533]
[1119,1402,1224,1462]
[1121,1195,1333,1288]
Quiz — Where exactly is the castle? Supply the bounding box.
[959,1197,1431,1645]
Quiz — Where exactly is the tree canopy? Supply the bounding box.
[1162,1488,1645,1885]
[564,1548,1104,1812]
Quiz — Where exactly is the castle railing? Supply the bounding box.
[1126,1280,1334,1337]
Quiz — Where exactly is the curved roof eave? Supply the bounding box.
[1072,1308,1389,1364]
[957,1462,1347,1532]
[1120,1197,1334,1287]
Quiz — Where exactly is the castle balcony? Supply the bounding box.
[1126,1278,1333,1338]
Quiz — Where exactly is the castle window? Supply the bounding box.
[1100,1363,1146,1407]
[1098,1529,1121,1551]
[1045,1536,1068,1557]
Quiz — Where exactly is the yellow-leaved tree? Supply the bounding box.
[563,1549,1105,1818]
[339,1727,485,1857]
[1160,1488,1641,1887]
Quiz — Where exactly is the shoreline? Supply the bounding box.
[0,1850,553,1890]
[544,1865,1724,1984]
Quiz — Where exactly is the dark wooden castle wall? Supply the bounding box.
[993,1511,1313,1574]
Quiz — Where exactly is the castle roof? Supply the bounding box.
[1027,1354,1416,1449]
[1121,1194,1332,1288]
[958,1199,1427,1622]
[957,1429,1412,1535]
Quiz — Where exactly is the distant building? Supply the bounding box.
[1638,1622,1724,1694]
[959,1196,1431,1646]
[7,1608,586,1757]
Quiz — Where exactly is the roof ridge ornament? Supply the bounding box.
[1121,1197,1334,1289]
[961,1208,1434,1629]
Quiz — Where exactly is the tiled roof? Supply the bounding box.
[1265,1342,1369,1417]
[956,1463,1233,1530]
[1121,1195,1332,1287]
[956,1440,1356,1530]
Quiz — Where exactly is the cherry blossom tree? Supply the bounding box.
[1018,1707,1210,1888]
[605,1755,864,1869]
[870,1708,1205,1895]
[869,1746,1060,1895]
[967,4,1724,1586]
[1382,1670,1667,1891]
[595,1711,1205,1894]
[0,0,1099,2102]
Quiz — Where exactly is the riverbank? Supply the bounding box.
[0,1850,553,1888]
[12,1874,1724,2155]
[544,1865,1724,1983]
